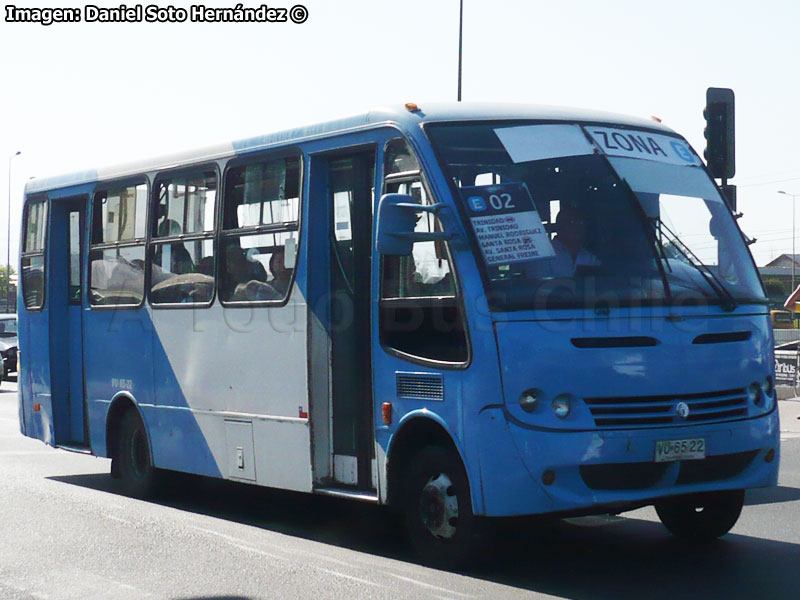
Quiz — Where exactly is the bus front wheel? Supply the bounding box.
[655,490,744,541]
[115,409,159,499]
[403,446,478,569]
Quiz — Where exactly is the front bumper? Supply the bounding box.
[475,406,780,517]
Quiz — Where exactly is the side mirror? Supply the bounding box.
[375,193,453,255]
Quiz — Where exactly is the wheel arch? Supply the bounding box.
[385,413,476,510]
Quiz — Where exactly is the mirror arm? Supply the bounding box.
[393,202,449,215]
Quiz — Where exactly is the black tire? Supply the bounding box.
[115,409,159,499]
[403,445,478,569]
[655,490,745,541]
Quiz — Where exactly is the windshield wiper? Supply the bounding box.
[653,219,737,312]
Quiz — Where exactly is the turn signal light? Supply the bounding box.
[33,403,41,412]
[382,402,393,425]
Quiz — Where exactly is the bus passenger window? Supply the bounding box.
[21,198,48,309]
[89,183,148,307]
[379,139,467,363]
[149,170,217,306]
[220,155,300,304]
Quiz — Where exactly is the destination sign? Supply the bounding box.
[586,126,701,167]
[460,182,554,266]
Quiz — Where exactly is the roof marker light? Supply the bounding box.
[650,115,663,123]
[405,102,420,112]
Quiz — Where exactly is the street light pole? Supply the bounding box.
[7,151,20,313]
[457,0,463,102]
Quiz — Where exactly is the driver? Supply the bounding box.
[526,205,600,278]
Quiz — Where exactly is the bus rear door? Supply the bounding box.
[48,195,88,447]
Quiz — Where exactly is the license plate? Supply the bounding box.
[655,438,706,462]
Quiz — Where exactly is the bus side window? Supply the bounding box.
[219,155,301,304]
[379,139,468,364]
[21,198,48,309]
[89,183,148,307]
[149,170,217,306]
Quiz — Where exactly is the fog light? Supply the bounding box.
[519,390,540,413]
[747,382,762,405]
[765,449,775,463]
[761,376,774,397]
[552,395,571,419]
[763,390,775,411]
[542,470,556,485]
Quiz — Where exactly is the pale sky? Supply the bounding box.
[1,0,798,267]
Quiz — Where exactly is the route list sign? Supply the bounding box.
[459,182,554,266]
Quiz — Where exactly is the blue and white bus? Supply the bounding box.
[17,103,779,566]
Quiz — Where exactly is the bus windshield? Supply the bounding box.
[427,122,765,311]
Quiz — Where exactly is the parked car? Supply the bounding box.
[0,314,18,381]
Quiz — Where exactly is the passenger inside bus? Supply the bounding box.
[267,249,292,297]
[221,243,292,302]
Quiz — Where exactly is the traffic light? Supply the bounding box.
[703,87,735,180]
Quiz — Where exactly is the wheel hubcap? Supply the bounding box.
[419,473,459,539]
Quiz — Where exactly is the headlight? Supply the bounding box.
[747,382,762,406]
[552,394,571,419]
[519,390,540,413]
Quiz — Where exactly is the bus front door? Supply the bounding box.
[320,149,376,490]
[49,196,87,446]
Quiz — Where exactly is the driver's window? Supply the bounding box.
[379,138,467,364]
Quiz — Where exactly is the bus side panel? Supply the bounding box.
[148,298,310,489]
[18,305,54,445]
[83,307,155,457]
[145,305,224,478]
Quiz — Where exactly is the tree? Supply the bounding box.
[0,266,17,312]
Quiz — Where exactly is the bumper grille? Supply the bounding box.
[584,388,749,428]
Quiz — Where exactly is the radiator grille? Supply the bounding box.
[584,387,749,428]
[396,372,444,401]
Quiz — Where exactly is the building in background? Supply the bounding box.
[759,254,800,308]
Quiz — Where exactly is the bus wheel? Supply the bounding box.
[655,490,744,541]
[403,446,477,569]
[116,409,159,499]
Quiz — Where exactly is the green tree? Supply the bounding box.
[0,266,17,311]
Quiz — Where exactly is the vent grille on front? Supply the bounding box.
[396,372,444,401]
[584,387,749,428]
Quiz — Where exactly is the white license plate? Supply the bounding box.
[655,438,706,462]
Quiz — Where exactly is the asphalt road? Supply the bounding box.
[2,383,800,600]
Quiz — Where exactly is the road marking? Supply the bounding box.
[188,525,286,560]
[190,525,386,588]
[317,567,384,588]
[103,514,134,525]
[387,573,473,598]
[0,450,53,455]
[302,553,354,568]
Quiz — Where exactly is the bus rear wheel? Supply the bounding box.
[655,490,744,541]
[403,446,478,569]
[115,409,159,499]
